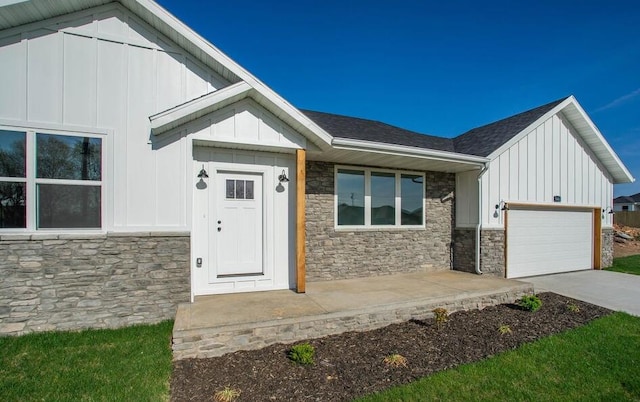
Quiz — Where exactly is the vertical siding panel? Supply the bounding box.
[551,116,561,199]
[97,40,126,228]
[518,137,528,199]
[126,45,155,226]
[0,35,27,120]
[527,131,536,201]
[559,120,568,202]
[574,138,583,204]
[486,161,499,226]
[543,119,553,202]
[508,143,519,200]
[566,132,575,203]
[156,51,183,112]
[582,146,589,203]
[27,30,63,123]
[536,125,545,200]
[185,58,210,101]
[63,34,97,127]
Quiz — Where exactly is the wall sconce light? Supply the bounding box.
[197,165,208,179]
[278,169,290,183]
[607,207,615,214]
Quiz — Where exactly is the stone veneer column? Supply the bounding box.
[601,228,614,268]
[0,232,190,335]
[305,161,455,281]
[480,229,505,276]
[453,228,476,273]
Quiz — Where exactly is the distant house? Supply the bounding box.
[0,0,634,336]
[613,193,640,211]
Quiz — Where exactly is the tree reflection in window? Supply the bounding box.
[0,130,26,228]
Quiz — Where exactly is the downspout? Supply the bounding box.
[475,163,489,274]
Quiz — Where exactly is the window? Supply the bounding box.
[0,128,103,231]
[335,167,424,228]
[226,179,254,200]
[622,205,629,211]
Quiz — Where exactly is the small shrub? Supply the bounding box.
[517,294,542,312]
[432,307,449,329]
[567,303,580,313]
[288,342,315,365]
[214,386,241,402]
[498,324,512,335]
[383,354,408,368]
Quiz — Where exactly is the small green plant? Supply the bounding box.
[432,307,449,329]
[214,386,241,402]
[498,324,512,335]
[567,303,580,313]
[383,353,408,368]
[288,342,315,365]
[517,294,542,312]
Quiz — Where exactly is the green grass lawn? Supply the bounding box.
[358,312,640,402]
[607,254,640,275]
[2,314,639,401]
[0,320,173,402]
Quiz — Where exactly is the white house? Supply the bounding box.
[613,194,640,212]
[0,0,633,335]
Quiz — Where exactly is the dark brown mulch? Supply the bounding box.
[171,293,611,401]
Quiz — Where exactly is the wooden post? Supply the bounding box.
[593,208,602,270]
[295,149,306,293]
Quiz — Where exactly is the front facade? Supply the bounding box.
[0,0,634,335]
[614,194,640,211]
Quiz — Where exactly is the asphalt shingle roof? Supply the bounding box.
[452,97,568,157]
[302,97,569,158]
[301,110,455,153]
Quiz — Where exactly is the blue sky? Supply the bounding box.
[159,0,640,196]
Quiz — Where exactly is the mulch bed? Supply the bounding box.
[171,292,611,401]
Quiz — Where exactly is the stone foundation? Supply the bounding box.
[305,161,455,281]
[602,228,614,268]
[0,232,190,335]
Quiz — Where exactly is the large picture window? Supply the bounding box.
[336,167,424,228]
[0,128,103,231]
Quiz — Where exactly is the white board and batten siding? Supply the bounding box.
[0,3,229,232]
[456,113,614,229]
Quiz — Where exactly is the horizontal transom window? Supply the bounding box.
[335,166,425,228]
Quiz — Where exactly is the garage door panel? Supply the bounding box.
[506,208,593,278]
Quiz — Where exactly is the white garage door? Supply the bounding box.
[506,208,593,278]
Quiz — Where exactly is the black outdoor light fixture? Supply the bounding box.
[278,169,290,183]
[197,165,209,179]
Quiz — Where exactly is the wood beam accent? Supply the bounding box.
[593,208,602,270]
[295,149,306,293]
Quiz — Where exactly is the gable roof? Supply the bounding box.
[453,98,567,157]
[0,0,334,150]
[301,110,455,153]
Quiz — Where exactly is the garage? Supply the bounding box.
[506,205,595,278]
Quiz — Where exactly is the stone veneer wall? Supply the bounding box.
[0,232,190,335]
[305,161,455,281]
[480,229,505,276]
[602,228,614,268]
[453,228,476,273]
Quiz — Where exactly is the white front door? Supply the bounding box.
[214,171,264,278]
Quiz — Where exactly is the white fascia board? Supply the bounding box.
[565,97,635,184]
[128,0,333,147]
[331,137,489,166]
[149,81,251,135]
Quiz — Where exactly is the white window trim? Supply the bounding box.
[334,165,425,230]
[0,125,107,233]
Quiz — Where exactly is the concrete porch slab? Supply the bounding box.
[172,271,533,360]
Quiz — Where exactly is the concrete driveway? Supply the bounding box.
[525,270,640,316]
